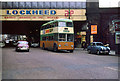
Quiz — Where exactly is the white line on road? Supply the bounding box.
[104,67,119,71]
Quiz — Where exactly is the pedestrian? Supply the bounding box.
[83,42,87,50]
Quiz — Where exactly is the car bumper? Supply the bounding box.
[17,47,29,50]
[100,50,110,54]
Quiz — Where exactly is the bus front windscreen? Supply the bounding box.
[58,34,73,42]
[59,34,66,41]
[67,34,74,42]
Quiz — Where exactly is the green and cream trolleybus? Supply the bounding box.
[40,19,74,52]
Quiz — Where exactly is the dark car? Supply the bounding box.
[30,42,39,47]
[16,41,29,52]
[87,42,110,55]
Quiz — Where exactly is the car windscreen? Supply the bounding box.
[96,43,104,46]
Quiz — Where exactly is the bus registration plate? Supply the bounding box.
[64,43,68,46]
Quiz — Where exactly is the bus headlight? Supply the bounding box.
[71,45,73,48]
[59,45,61,47]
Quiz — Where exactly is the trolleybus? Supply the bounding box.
[40,19,74,52]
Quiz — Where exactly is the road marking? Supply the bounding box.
[104,67,119,71]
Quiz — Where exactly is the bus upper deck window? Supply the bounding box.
[66,22,73,27]
[54,22,58,27]
[58,22,66,27]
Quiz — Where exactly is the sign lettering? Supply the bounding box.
[6,10,56,15]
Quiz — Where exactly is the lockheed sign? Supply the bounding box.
[6,10,56,15]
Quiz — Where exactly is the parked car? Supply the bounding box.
[12,40,18,46]
[31,42,39,47]
[0,41,5,48]
[87,42,110,55]
[16,41,29,52]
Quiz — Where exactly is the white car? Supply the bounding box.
[16,41,29,52]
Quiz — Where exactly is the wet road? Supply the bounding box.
[2,47,118,79]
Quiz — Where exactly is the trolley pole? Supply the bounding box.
[69,9,70,19]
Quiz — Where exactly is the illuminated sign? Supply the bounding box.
[80,31,86,35]
[91,25,97,34]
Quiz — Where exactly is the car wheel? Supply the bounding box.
[97,50,100,55]
[70,50,73,53]
[88,50,91,54]
[106,52,109,55]
[53,45,58,52]
[15,48,18,52]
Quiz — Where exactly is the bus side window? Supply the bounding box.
[50,24,52,28]
[49,36,53,41]
[48,36,52,41]
[51,23,54,28]
[42,26,45,30]
[44,25,46,29]
[42,37,46,41]
[54,22,58,27]
[51,36,53,40]
[54,34,58,41]
[47,24,50,28]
